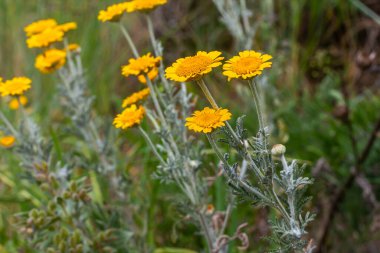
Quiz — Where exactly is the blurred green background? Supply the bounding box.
[1,0,380,252]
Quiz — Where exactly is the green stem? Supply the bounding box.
[138,126,166,165]
[119,22,140,58]
[206,134,271,203]
[248,79,264,132]
[198,212,214,253]
[197,79,241,144]
[0,111,18,137]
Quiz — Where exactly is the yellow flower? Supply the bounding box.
[56,22,77,32]
[9,96,28,110]
[165,51,224,82]
[35,49,67,74]
[0,77,32,96]
[122,53,161,78]
[137,68,159,84]
[24,19,58,37]
[98,2,129,22]
[185,107,232,133]
[67,43,80,52]
[26,28,64,48]
[113,104,145,130]
[0,136,16,148]
[122,88,150,108]
[222,50,272,81]
[126,0,167,13]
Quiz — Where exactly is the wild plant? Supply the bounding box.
[165,49,315,252]
[99,1,248,252]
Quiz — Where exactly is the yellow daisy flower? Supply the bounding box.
[165,51,224,82]
[126,0,167,13]
[223,50,272,81]
[26,28,64,48]
[35,49,67,74]
[9,96,28,110]
[56,22,77,32]
[113,104,145,130]
[122,88,150,108]
[122,53,161,78]
[0,136,16,148]
[185,107,232,133]
[98,2,129,22]
[137,68,159,84]
[24,19,57,37]
[0,77,32,97]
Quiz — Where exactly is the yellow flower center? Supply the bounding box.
[196,112,221,127]
[232,57,262,75]
[175,55,213,77]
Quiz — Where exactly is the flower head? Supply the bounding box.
[126,0,167,13]
[24,19,57,37]
[98,3,128,22]
[9,96,28,110]
[122,88,150,107]
[26,28,64,48]
[0,77,32,96]
[122,53,161,78]
[113,104,145,130]
[185,107,232,133]
[223,50,272,81]
[137,68,159,84]
[67,43,80,52]
[0,136,16,148]
[35,49,67,74]
[55,22,77,32]
[165,51,223,82]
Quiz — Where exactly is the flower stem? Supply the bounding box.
[196,79,219,110]
[197,79,241,144]
[119,22,140,58]
[138,126,166,165]
[248,79,264,132]
[198,211,214,253]
[0,111,19,137]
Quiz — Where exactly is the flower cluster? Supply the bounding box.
[24,18,78,74]
[165,50,272,133]
[121,53,161,84]
[98,0,168,22]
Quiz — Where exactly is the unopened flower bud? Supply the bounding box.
[271,144,286,156]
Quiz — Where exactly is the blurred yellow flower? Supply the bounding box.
[223,50,272,81]
[26,28,64,48]
[126,0,167,12]
[113,104,145,130]
[165,51,224,82]
[67,43,80,52]
[122,53,161,78]
[185,107,231,133]
[24,19,57,37]
[0,136,16,148]
[35,49,67,74]
[56,22,77,32]
[122,88,150,108]
[137,68,159,84]
[98,3,129,22]
[0,77,32,96]
[8,96,28,110]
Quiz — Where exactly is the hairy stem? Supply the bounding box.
[119,22,140,58]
